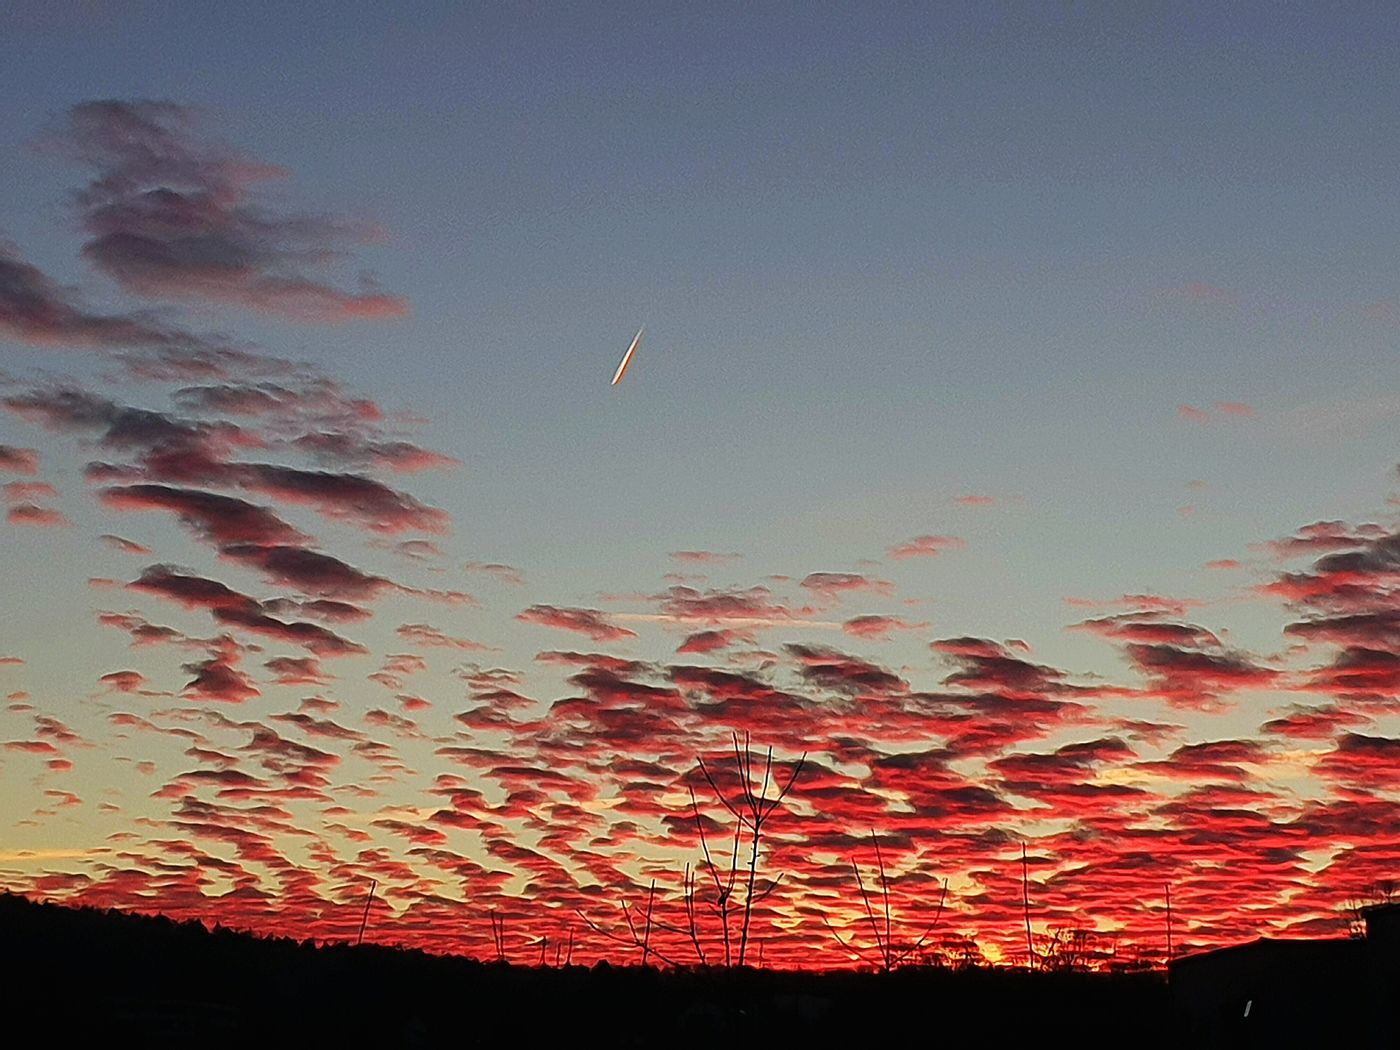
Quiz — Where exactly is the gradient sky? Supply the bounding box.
[1,2,1397,968]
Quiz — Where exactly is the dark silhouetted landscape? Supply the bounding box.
[8,893,1397,1046]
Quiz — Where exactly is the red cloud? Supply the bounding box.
[3,481,59,502]
[292,431,458,473]
[1259,521,1385,560]
[99,670,147,693]
[100,484,309,547]
[181,639,259,702]
[464,561,525,586]
[262,597,371,623]
[58,100,408,323]
[800,572,893,597]
[7,503,69,527]
[218,544,392,601]
[231,464,448,535]
[0,445,40,474]
[1314,733,1400,789]
[655,584,812,625]
[786,644,906,695]
[1179,402,1255,423]
[932,636,1071,698]
[384,538,442,561]
[4,740,60,755]
[1124,642,1279,707]
[96,611,189,648]
[396,623,491,651]
[5,388,253,483]
[676,629,752,653]
[1073,615,1222,647]
[1215,401,1254,417]
[173,381,381,421]
[842,614,924,639]
[99,534,152,555]
[1260,703,1369,739]
[888,534,965,559]
[669,550,741,564]
[264,656,328,685]
[516,605,637,642]
[0,241,219,351]
[128,565,366,656]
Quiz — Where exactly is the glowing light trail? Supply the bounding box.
[611,326,644,385]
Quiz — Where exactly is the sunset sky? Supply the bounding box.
[1,3,1397,968]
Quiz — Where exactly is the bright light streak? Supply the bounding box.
[611,326,644,385]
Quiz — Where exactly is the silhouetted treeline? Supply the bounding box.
[3,892,1174,1047]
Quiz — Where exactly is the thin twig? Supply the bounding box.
[1021,843,1036,970]
[872,830,892,964]
[356,878,376,947]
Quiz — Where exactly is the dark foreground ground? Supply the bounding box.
[2,893,1184,1047]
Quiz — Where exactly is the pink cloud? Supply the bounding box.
[396,623,492,651]
[464,562,526,586]
[516,605,637,643]
[100,670,147,693]
[888,534,965,559]
[99,534,152,555]
[2,481,59,502]
[7,503,69,527]
[842,615,925,639]
[799,572,893,597]
[676,629,752,654]
[57,101,408,323]
[1215,401,1254,418]
[0,445,40,474]
[1179,402,1255,423]
[669,550,741,565]
[0,241,220,352]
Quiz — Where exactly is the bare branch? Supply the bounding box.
[1022,842,1037,970]
[690,735,805,968]
[852,860,888,969]
[697,755,746,826]
[892,876,950,966]
[769,751,808,810]
[752,871,787,904]
[577,904,684,969]
[872,830,892,962]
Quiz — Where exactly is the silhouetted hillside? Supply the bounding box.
[3,893,1176,1047]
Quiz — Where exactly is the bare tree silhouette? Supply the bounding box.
[689,731,806,967]
[823,829,949,972]
[554,925,575,967]
[1021,842,1037,970]
[578,879,684,967]
[1039,926,1097,973]
[1345,879,1398,938]
[356,878,376,947]
[680,861,709,965]
[489,908,506,963]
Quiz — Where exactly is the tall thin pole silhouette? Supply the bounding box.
[1165,883,1174,965]
[1021,843,1035,969]
[357,879,377,947]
